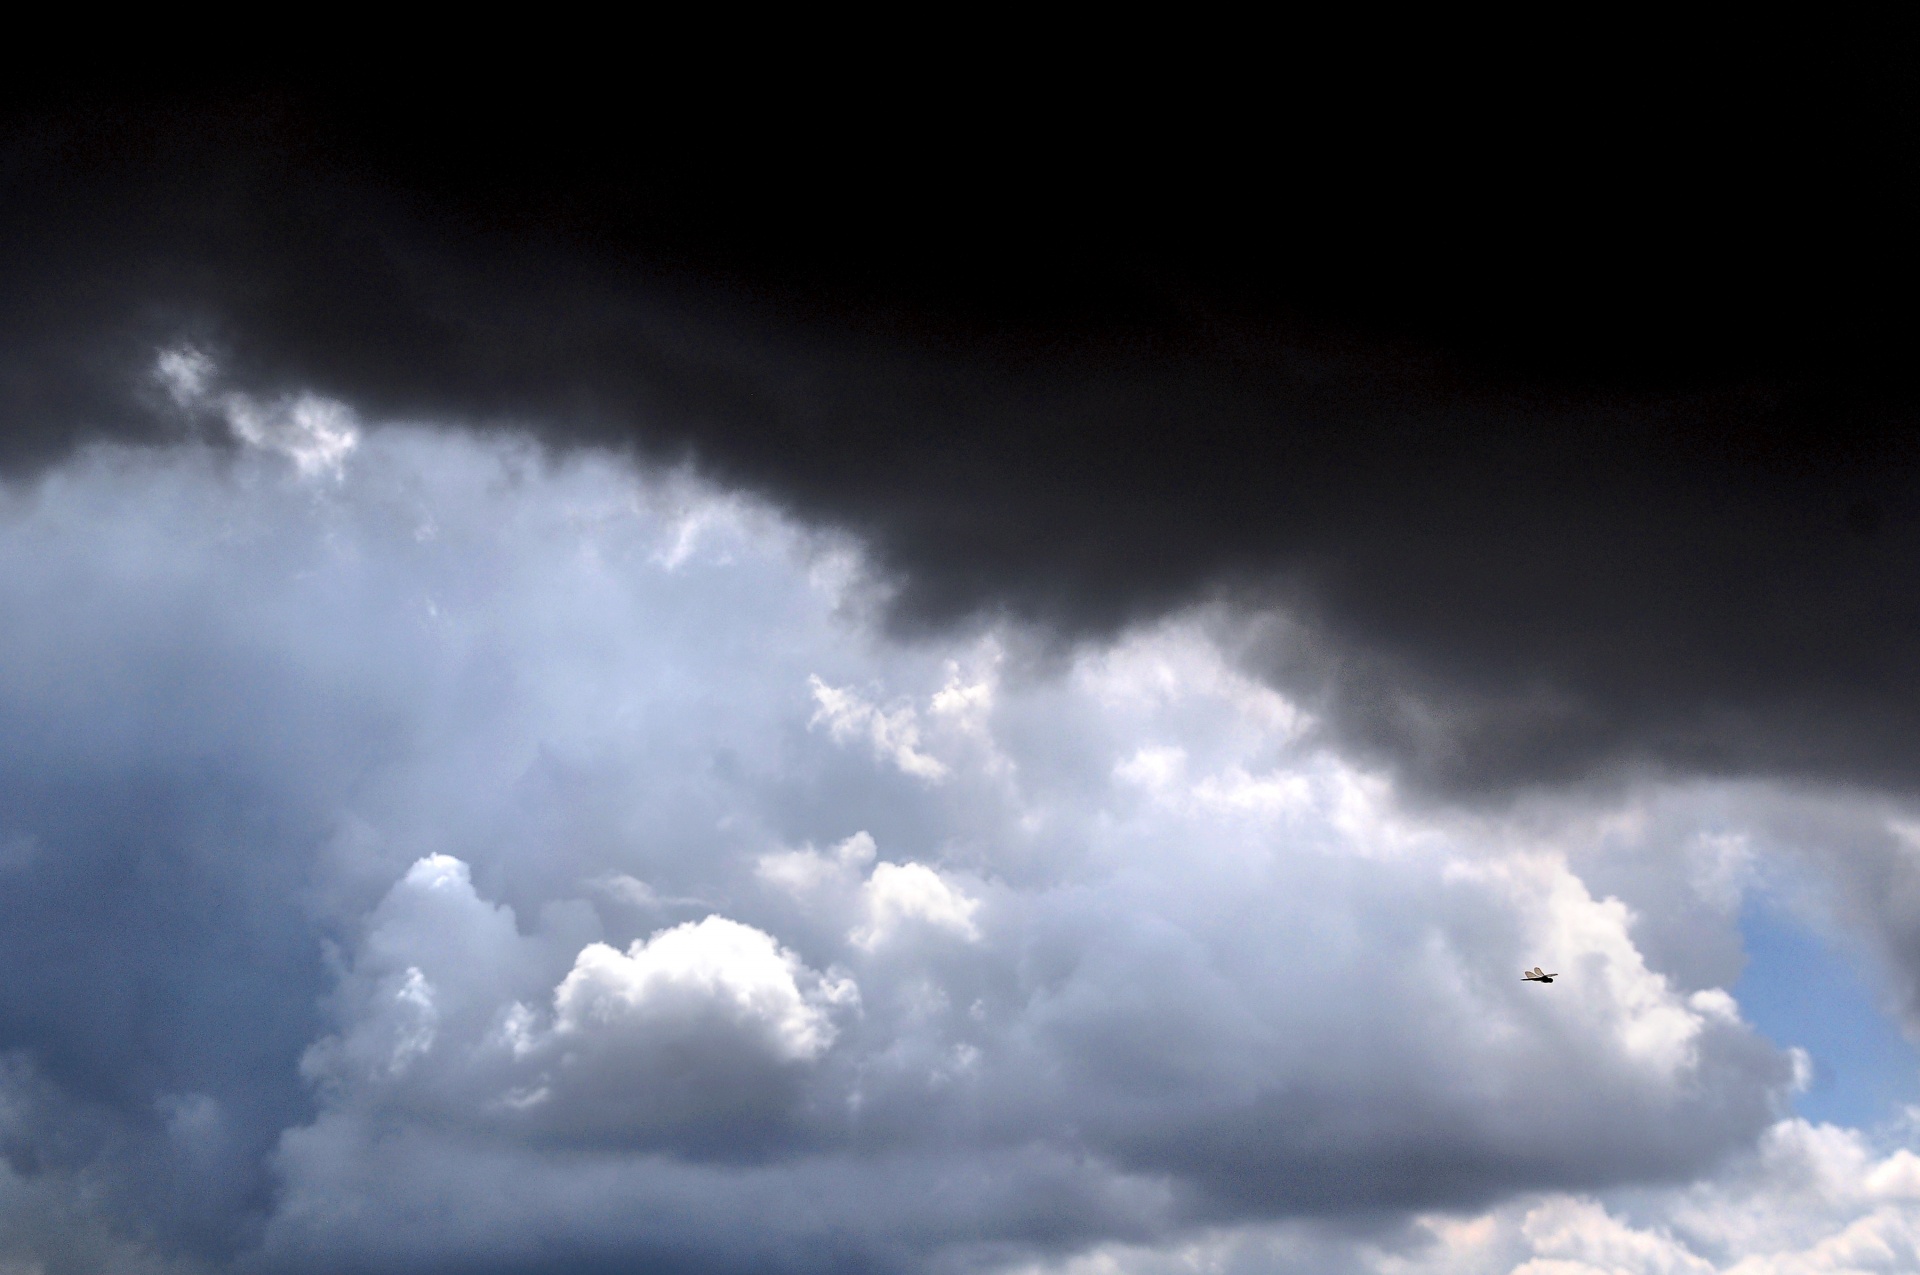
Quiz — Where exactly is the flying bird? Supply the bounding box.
[1523,967,1557,983]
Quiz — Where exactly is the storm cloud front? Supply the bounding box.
[7,75,1920,795]
[3,78,1920,1273]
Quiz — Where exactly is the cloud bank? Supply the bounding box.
[8,405,1916,1271]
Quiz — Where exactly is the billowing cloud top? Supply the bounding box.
[0,411,1909,1273]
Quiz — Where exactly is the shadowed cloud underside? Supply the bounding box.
[3,78,1919,795]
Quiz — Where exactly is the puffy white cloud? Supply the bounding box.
[756,831,878,898]
[0,415,1889,1274]
[1511,1198,1719,1275]
[300,854,859,1159]
[260,559,1790,1263]
[852,861,981,950]
[552,915,852,1062]
[1492,1119,1920,1274]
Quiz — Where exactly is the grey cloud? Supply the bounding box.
[1006,1114,1920,1274]
[255,1134,1176,1275]
[1553,779,1920,1045]
[1718,790,1920,1041]
[0,1055,220,1274]
[306,856,855,1160]
[0,430,1814,1271]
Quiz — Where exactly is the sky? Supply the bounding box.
[3,76,1920,1273]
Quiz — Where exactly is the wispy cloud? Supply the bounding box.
[155,346,358,477]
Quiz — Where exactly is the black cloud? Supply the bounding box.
[4,75,1919,795]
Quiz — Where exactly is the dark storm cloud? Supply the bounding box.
[5,78,1920,796]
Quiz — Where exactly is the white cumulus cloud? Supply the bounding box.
[554,915,852,1062]
[852,860,982,950]
[0,418,1893,1275]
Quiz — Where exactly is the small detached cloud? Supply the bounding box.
[552,915,853,1063]
[155,346,358,477]
[809,675,950,780]
[756,831,879,898]
[852,861,982,950]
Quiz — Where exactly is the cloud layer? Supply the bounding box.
[7,415,1902,1271]
[1009,1116,1920,1274]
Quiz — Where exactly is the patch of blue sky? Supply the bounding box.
[1735,895,1920,1129]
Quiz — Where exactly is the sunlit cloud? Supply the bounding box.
[0,384,1909,1274]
